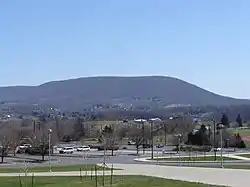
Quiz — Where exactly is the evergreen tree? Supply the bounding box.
[236,114,243,127]
[221,114,229,128]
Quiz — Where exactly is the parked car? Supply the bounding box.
[19,144,32,149]
[211,147,221,152]
[128,141,136,145]
[156,144,164,148]
[56,146,64,151]
[59,147,74,154]
[143,144,152,148]
[97,146,119,151]
[16,144,32,154]
[76,146,90,152]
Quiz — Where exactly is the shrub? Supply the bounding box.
[237,141,246,148]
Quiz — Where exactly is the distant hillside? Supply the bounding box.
[0,76,249,111]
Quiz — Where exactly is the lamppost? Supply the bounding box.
[175,134,182,166]
[103,138,107,167]
[48,128,52,172]
[165,116,174,146]
[150,121,154,159]
[142,122,145,154]
[217,124,224,168]
[164,124,167,146]
[134,119,146,154]
[148,118,162,160]
[213,119,217,161]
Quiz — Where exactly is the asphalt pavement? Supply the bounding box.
[2,147,250,168]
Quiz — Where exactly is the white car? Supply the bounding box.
[56,146,63,151]
[211,148,222,151]
[76,146,90,152]
[19,144,31,149]
[59,147,74,154]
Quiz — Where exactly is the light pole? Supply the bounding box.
[164,124,167,146]
[220,127,223,168]
[103,143,106,166]
[48,128,52,172]
[148,118,162,160]
[213,120,217,161]
[150,121,154,159]
[176,134,182,166]
[142,122,145,154]
[216,123,224,168]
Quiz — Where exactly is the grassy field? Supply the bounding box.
[205,165,250,170]
[172,165,250,170]
[233,128,250,147]
[0,164,107,173]
[233,128,250,134]
[153,156,238,161]
[0,176,224,187]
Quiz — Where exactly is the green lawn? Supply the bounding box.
[171,165,250,170]
[0,164,107,173]
[233,128,250,134]
[207,165,250,170]
[153,156,238,161]
[0,176,224,187]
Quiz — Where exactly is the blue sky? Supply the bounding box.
[1,1,249,98]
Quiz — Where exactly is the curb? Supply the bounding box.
[134,157,250,163]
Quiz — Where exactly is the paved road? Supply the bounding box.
[2,148,250,168]
[1,153,140,168]
[0,163,248,187]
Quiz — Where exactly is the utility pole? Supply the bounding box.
[220,128,223,168]
[178,135,181,166]
[174,134,182,166]
[213,120,217,161]
[208,124,211,143]
[164,124,167,145]
[33,120,36,133]
[150,121,154,159]
[142,123,145,154]
[48,129,52,172]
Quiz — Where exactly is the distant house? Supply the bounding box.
[133,119,147,123]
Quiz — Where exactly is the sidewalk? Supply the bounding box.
[226,155,250,160]
[110,164,250,187]
[134,153,250,162]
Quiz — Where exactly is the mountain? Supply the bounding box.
[0,76,249,111]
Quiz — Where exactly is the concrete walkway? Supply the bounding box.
[134,152,250,162]
[0,163,249,187]
[111,164,249,187]
[226,155,250,160]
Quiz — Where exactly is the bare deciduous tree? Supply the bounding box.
[0,128,19,163]
[101,125,121,156]
[127,125,150,154]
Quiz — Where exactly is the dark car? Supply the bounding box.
[97,146,119,151]
[156,144,164,148]
[142,144,152,148]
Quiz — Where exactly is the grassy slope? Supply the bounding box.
[233,128,250,147]
[168,165,250,170]
[0,164,106,173]
[0,176,224,187]
[237,154,250,158]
